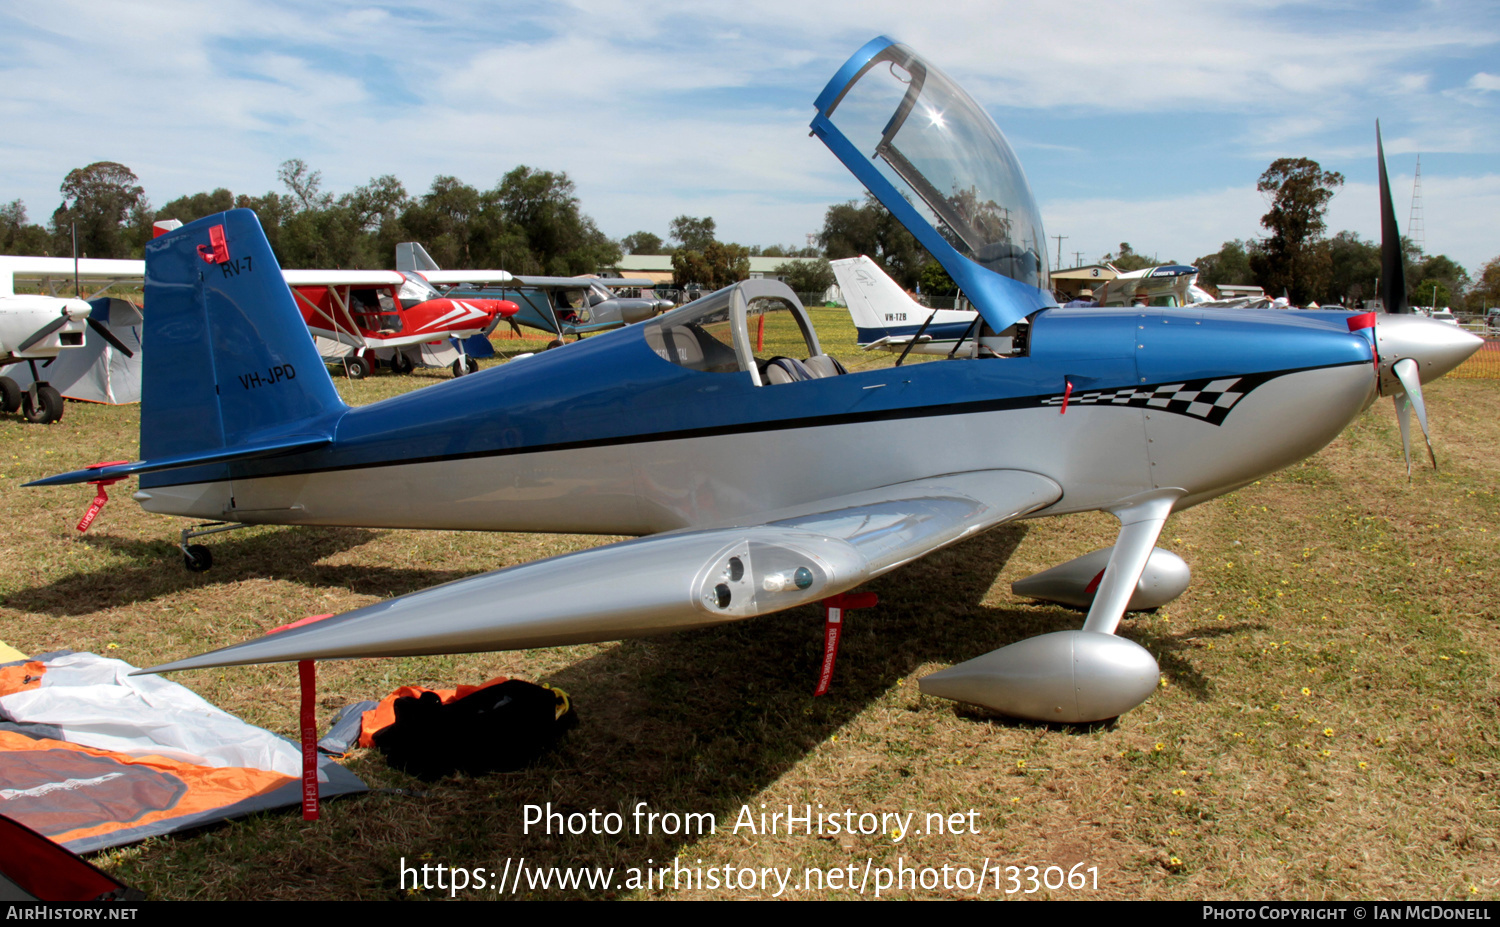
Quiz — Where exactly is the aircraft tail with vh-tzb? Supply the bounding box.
[830,255,977,354]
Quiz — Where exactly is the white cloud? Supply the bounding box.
[1,0,1496,265]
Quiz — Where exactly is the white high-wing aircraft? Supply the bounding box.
[1090,264,1216,308]
[31,38,1482,723]
[0,256,144,422]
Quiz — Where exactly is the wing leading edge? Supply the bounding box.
[141,470,1060,673]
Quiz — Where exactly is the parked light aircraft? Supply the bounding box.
[287,269,519,378]
[30,38,1482,723]
[397,242,671,345]
[0,256,144,423]
[1091,264,1214,308]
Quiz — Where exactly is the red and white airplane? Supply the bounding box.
[286,270,519,379]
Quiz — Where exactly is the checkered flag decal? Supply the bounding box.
[1041,372,1277,426]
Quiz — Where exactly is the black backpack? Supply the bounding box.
[373,680,576,781]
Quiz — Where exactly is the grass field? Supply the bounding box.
[1,313,1496,900]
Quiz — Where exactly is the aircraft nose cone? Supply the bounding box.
[65,299,91,320]
[1376,314,1484,387]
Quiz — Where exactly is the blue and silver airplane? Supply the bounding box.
[30,37,1481,722]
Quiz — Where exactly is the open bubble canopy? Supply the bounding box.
[811,37,1055,335]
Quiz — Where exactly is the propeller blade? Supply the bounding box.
[16,316,69,354]
[1376,121,1409,315]
[1392,393,1413,478]
[86,318,134,358]
[1392,356,1437,470]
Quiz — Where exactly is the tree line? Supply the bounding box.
[1191,158,1493,311]
[0,159,620,277]
[5,157,1496,310]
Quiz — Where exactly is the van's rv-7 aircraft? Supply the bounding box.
[31,37,1481,723]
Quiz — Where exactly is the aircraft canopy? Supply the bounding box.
[812,37,1055,333]
[645,279,821,386]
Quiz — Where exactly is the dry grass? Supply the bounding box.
[0,324,1496,900]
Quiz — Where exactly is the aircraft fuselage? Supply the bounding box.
[135,306,1377,536]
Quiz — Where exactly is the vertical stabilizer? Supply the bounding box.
[141,210,346,464]
[830,255,927,332]
[395,242,441,273]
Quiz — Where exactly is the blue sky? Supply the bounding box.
[4,0,1498,275]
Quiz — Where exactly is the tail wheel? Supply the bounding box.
[0,377,19,414]
[22,385,63,424]
[183,545,212,572]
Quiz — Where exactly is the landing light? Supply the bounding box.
[763,567,814,592]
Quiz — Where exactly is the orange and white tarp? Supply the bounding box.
[0,651,365,852]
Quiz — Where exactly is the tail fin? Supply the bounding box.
[395,241,441,273]
[141,209,345,462]
[831,255,927,334]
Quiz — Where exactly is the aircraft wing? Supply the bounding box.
[5,260,422,294]
[411,270,515,285]
[142,469,1060,673]
[1,256,145,297]
[511,275,607,289]
[279,270,408,287]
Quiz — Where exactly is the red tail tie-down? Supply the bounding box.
[75,462,130,533]
[814,592,879,696]
[267,615,337,822]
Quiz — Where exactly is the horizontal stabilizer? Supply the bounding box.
[26,434,331,487]
[862,334,931,350]
[141,470,1059,672]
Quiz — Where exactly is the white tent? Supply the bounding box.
[12,297,143,404]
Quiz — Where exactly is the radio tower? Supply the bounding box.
[1407,154,1425,256]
